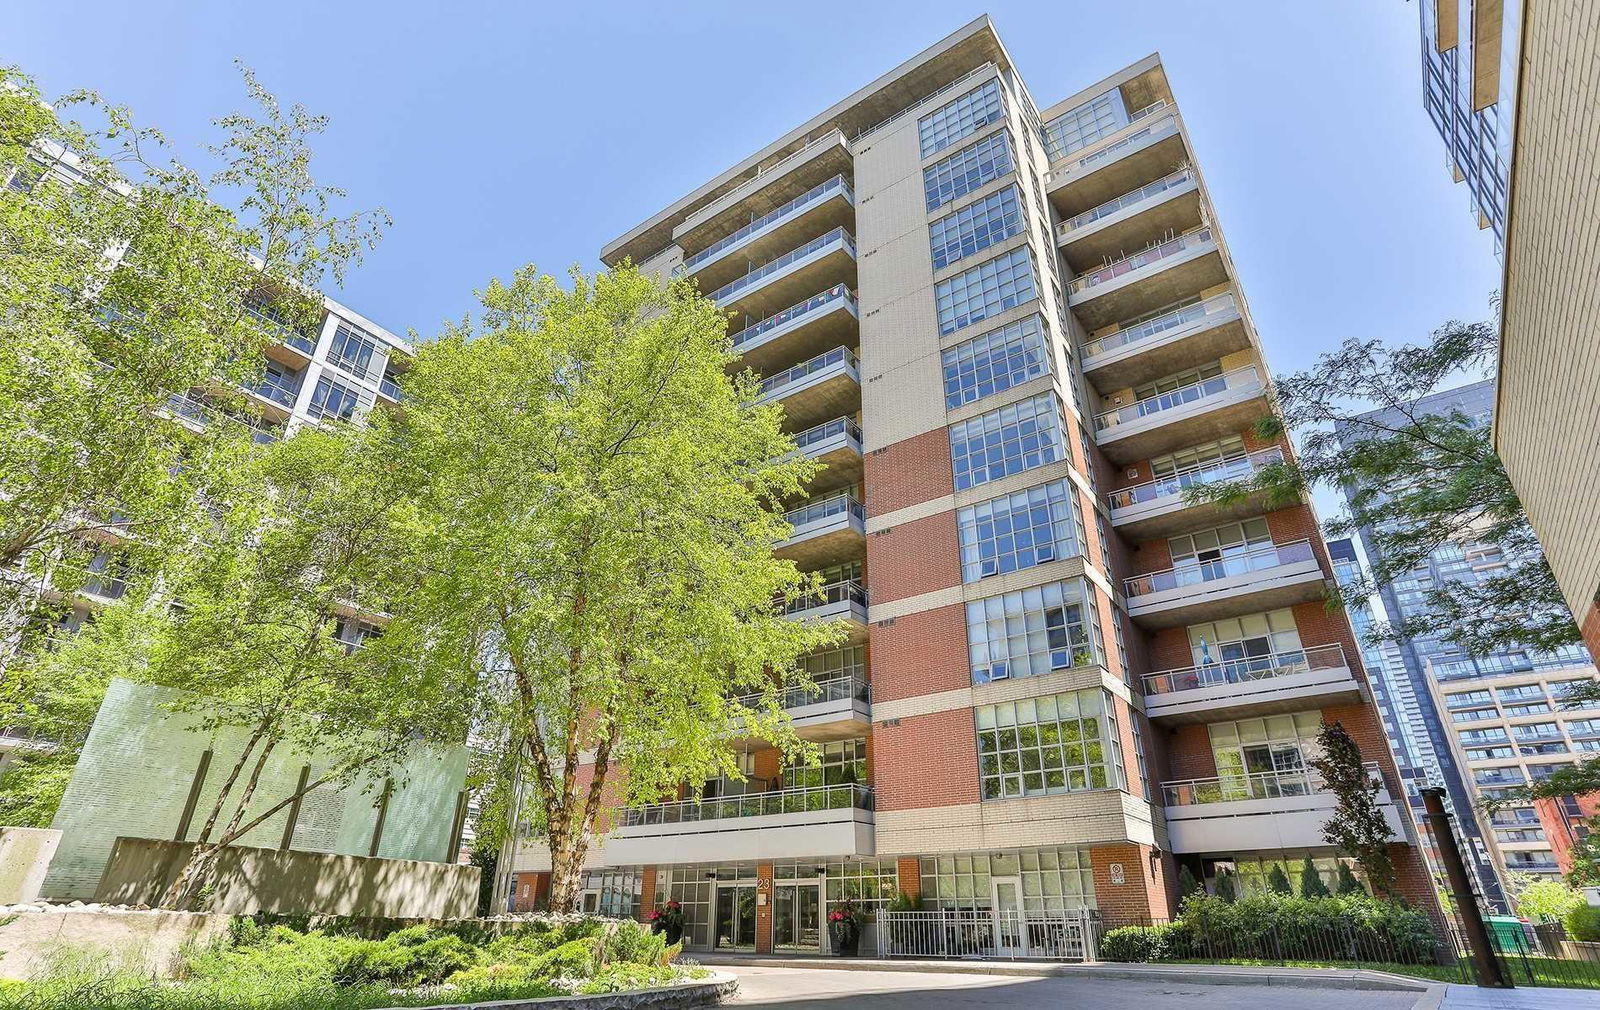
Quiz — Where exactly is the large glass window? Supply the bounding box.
[924,130,1014,211]
[957,480,1083,582]
[327,322,383,381]
[935,247,1037,336]
[582,869,641,918]
[800,645,866,681]
[967,579,1102,683]
[307,375,364,421]
[1042,90,1128,162]
[941,315,1049,409]
[949,393,1063,491]
[784,738,866,787]
[975,689,1124,798]
[1207,712,1323,798]
[918,79,1004,158]
[929,186,1025,271]
[919,848,1096,912]
[1168,518,1273,570]
[1184,609,1302,667]
[1151,436,1248,478]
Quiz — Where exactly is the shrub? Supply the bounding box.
[1266,864,1293,896]
[1299,856,1331,899]
[1169,892,1437,965]
[572,963,677,994]
[1335,861,1366,896]
[1566,903,1600,942]
[1099,923,1184,962]
[600,920,668,967]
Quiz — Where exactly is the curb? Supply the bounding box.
[697,956,1436,992]
[373,972,738,1010]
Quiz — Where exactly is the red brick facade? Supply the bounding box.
[869,601,969,702]
[874,707,982,811]
[863,426,954,516]
[866,509,962,604]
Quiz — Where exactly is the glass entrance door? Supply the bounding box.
[773,883,822,951]
[714,884,758,950]
[991,877,1023,956]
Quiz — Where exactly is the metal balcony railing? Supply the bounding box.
[855,63,996,141]
[792,416,863,453]
[1063,102,1171,174]
[785,493,865,531]
[1082,292,1238,360]
[730,284,856,352]
[1066,225,1213,295]
[1093,364,1260,433]
[1124,538,1314,598]
[252,378,298,407]
[1058,167,1194,235]
[1108,446,1282,510]
[1143,643,1346,697]
[1163,761,1382,806]
[781,578,867,616]
[618,782,873,827]
[734,674,870,712]
[683,175,853,272]
[710,228,856,307]
[378,377,402,401]
[759,346,859,399]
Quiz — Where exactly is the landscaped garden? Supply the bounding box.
[0,915,715,1010]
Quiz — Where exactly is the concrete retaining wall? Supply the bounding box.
[96,837,478,918]
[0,907,231,981]
[0,828,61,903]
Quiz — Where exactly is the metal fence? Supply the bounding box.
[1448,914,1600,990]
[876,909,1100,961]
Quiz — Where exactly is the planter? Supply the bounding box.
[829,924,859,957]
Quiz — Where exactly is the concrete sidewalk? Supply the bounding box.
[1440,986,1600,1010]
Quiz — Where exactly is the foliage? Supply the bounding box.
[1176,864,1203,900]
[1311,721,1395,895]
[1566,903,1600,942]
[1,916,698,1010]
[1099,893,1438,966]
[888,891,924,912]
[1266,864,1293,896]
[1184,320,1578,657]
[1510,874,1586,923]
[374,263,842,910]
[1299,856,1331,899]
[1566,817,1600,888]
[468,847,497,918]
[1213,868,1238,902]
[1335,861,1367,896]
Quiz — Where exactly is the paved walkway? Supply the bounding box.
[1440,985,1600,1010]
[722,965,1424,1008]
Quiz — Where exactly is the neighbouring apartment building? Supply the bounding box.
[509,17,1432,952]
[1417,0,1600,665]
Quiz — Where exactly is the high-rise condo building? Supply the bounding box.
[1416,0,1600,666]
[510,17,1433,952]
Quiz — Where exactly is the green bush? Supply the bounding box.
[1168,893,1438,965]
[1099,923,1184,962]
[600,920,668,967]
[1566,903,1600,942]
[572,963,677,994]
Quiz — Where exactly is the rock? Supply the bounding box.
[67,900,86,908]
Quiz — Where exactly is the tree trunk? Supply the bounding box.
[160,734,277,909]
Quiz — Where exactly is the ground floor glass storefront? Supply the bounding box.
[917,846,1097,912]
[657,857,899,951]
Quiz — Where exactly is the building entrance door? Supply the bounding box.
[773,882,822,951]
[714,884,758,950]
[991,876,1024,956]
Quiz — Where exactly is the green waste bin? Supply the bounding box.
[1486,915,1532,954]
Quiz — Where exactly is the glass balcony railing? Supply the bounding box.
[1093,364,1260,433]
[1143,643,1347,697]
[619,782,873,827]
[711,228,856,307]
[1163,761,1381,806]
[252,379,298,407]
[1124,538,1314,598]
[683,175,853,273]
[791,416,863,454]
[1082,292,1238,361]
[731,285,856,352]
[245,304,317,355]
[1059,168,1194,236]
[734,673,870,712]
[378,377,402,401]
[1066,225,1213,296]
[1108,446,1282,510]
[784,492,865,531]
[782,578,867,617]
[759,346,859,399]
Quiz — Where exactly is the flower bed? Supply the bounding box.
[0,914,714,1010]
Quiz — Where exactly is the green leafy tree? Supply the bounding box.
[1176,864,1203,900]
[1186,319,1577,657]
[378,264,842,912]
[1310,720,1396,895]
[1266,864,1293,896]
[1213,868,1238,903]
[1508,873,1585,923]
[1562,820,1600,887]
[1335,861,1367,897]
[1299,855,1331,898]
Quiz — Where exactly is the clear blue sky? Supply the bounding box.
[9,1,1500,378]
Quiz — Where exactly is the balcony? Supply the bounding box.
[1142,643,1363,724]
[377,376,402,402]
[734,674,871,742]
[1065,226,1226,331]
[674,130,852,250]
[1080,292,1248,393]
[777,493,866,568]
[1092,365,1267,464]
[711,227,858,323]
[245,377,299,419]
[1164,763,1403,854]
[682,175,855,293]
[758,347,861,432]
[246,304,320,364]
[790,416,863,494]
[1046,106,1187,215]
[1056,169,1201,274]
[729,285,859,376]
[1122,539,1325,628]
[1107,446,1284,540]
[604,783,875,865]
[783,579,868,641]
